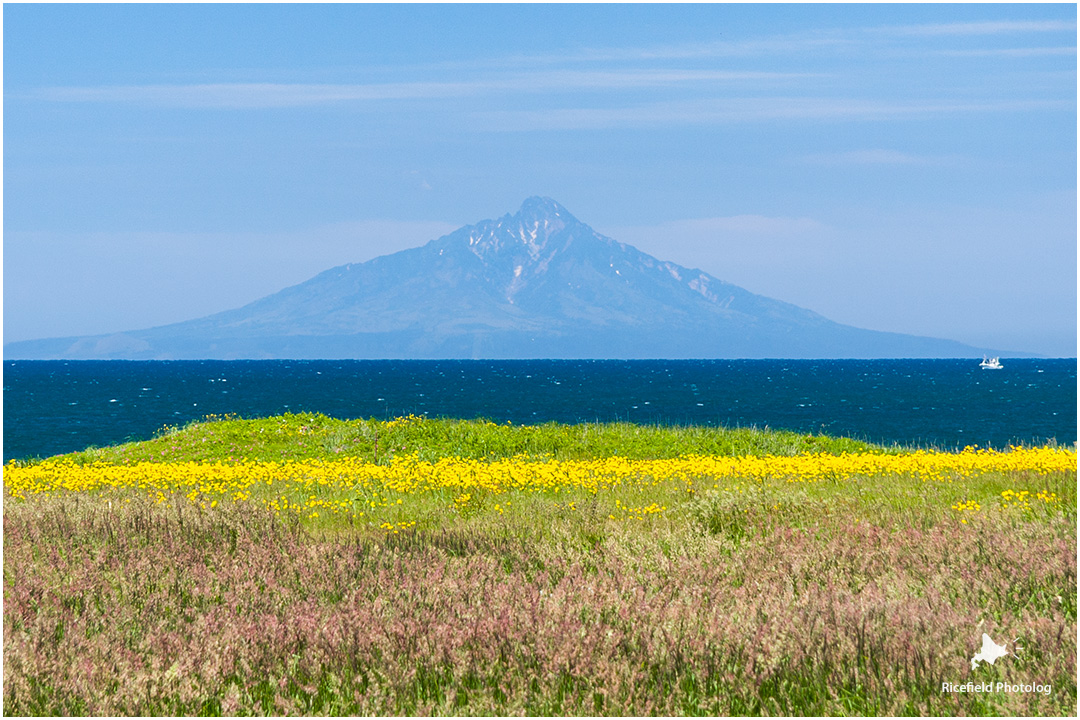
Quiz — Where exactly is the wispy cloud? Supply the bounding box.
[883,19,1076,37]
[934,46,1077,58]
[628,215,829,238]
[475,97,1071,131]
[32,69,814,109]
[25,14,1072,114]
[34,82,479,108]
[477,18,1075,66]
[515,68,817,88]
[513,33,857,63]
[800,149,952,166]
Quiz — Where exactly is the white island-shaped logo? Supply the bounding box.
[971,633,1009,670]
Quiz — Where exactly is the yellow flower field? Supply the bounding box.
[5,446,1074,523]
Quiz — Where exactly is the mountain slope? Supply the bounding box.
[5,197,1000,359]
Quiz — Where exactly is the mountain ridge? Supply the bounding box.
[4,197,1017,359]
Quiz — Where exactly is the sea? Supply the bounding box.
[3,358,1076,462]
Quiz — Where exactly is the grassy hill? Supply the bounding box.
[47,411,883,465]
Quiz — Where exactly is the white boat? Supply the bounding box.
[980,356,1003,370]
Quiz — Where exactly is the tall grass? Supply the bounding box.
[5,495,1075,714]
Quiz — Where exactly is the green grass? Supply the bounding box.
[49,411,884,466]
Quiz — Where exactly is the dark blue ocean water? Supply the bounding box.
[3,359,1076,461]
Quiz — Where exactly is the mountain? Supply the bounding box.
[5,197,1001,360]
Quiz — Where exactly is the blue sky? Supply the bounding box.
[4,3,1076,356]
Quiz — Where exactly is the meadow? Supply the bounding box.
[4,413,1076,715]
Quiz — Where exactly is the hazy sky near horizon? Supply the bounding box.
[4,3,1076,356]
